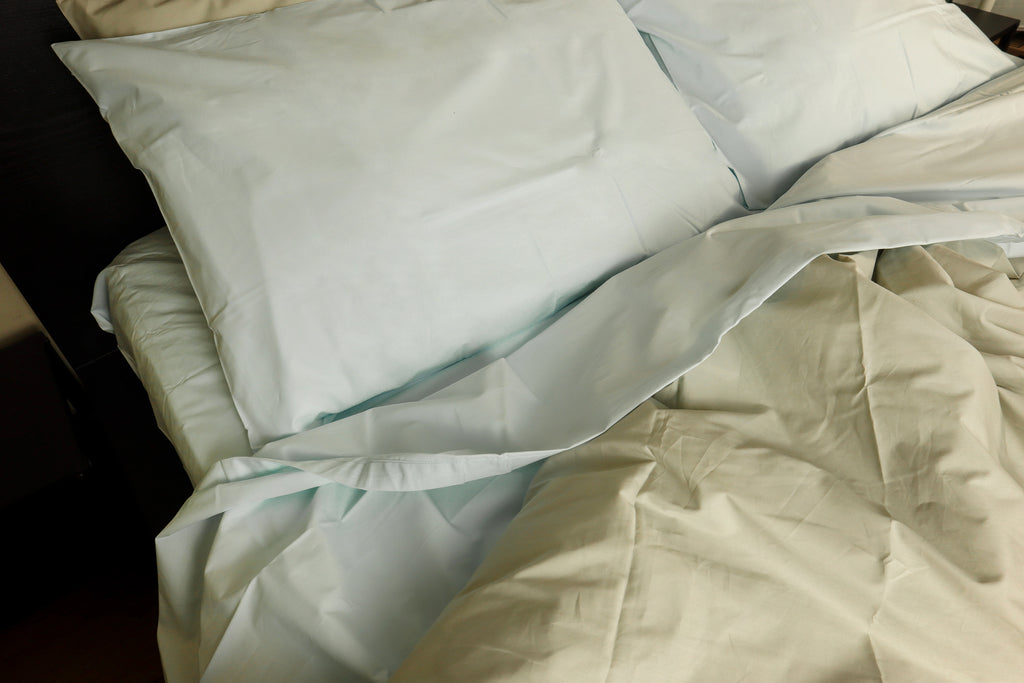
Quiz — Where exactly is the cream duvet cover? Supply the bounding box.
[155,69,1024,681]
[395,242,1024,680]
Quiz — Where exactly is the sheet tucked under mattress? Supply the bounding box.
[395,241,1024,681]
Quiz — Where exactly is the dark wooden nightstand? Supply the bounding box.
[0,265,88,507]
[954,2,1021,52]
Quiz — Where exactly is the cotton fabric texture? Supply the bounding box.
[149,66,1024,676]
[620,0,1019,208]
[150,65,1024,675]
[778,65,1024,220]
[92,230,251,484]
[55,0,746,447]
[394,242,1024,681]
[57,0,312,38]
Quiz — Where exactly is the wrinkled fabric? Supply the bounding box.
[620,0,1019,208]
[149,56,1024,683]
[778,65,1024,241]
[96,217,1024,682]
[395,243,1024,681]
[155,207,1023,682]
[58,0,312,39]
[163,202,1024,494]
[93,229,251,484]
[90,237,553,681]
[91,228,567,485]
[157,462,540,683]
[56,0,746,448]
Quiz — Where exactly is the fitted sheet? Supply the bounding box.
[93,229,250,485]
[93,230,576,484]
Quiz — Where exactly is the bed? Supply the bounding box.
[6,0,1024,680]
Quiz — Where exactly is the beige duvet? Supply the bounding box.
[395,242,1024,681]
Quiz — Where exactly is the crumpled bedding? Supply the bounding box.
[155,206,1023,682]
[776,65,1024,241]
[395,241,1024,681]
[154,65,1024,681]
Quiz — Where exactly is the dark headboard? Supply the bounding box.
[1,0,165,371]
[1,2,192,533]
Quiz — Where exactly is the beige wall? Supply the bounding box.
[962,0,1024,19]
[0,263,45,349]
[993,0,1024,18]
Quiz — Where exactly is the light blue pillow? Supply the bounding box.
[621,0,1019,209]
[57,0,747,447]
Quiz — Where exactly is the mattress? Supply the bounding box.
[93,229,250,485]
